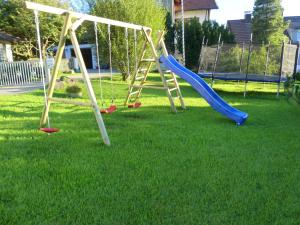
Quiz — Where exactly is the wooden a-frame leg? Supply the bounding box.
[70,28,110,146]
[143,29,177,113]
[40,13,73,126]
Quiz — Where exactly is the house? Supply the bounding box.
[52,44,98,71]
[285,16,300,45]
[158,0,218,23]
[227,12,252,44]
[227,14,300,72]
[227,14,300,45]
[0,31,20,62]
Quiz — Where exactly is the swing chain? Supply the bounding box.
[34,10,51,129]
[134,29,138,76]
[125,27,130,79]
[94,21,105,107]
[108,24,115,104]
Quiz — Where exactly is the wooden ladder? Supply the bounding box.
[124,29,185,113]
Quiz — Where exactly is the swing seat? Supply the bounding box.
[101,105,117,114]
[40,128,59,133]
[128,102,142,108]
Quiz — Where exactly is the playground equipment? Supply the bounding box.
[33,9,59,134]
[198,34,300,97]
[93,22,116,114]
[161,55,248,125]
[26,1,185,146]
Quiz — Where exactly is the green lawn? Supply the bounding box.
[0,74,299,225]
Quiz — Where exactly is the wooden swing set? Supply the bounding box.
[26,1,185,146]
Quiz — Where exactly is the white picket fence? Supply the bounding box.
[0,60,49,87]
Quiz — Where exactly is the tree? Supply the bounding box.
[91,0,166,80]
[252,0,288,45]
[0,0,68,60]
[164,12,175,54]
[175,19,234,70]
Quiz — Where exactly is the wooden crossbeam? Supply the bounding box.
[25,1,151,31]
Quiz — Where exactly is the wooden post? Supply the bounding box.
[69,26,110,146]
[40,13,73,126]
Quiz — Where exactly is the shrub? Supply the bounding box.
[66,85,82,94]
[174,19,234,70]
[215,44,281,75]
[295,73,300,81]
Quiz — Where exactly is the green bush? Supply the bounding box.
[66,85,82,94]
[174,19,234,70]
[216,44,281,75]
[90,0,166,80]
[295,73,300,81]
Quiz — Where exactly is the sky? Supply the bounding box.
[211,0,300,25]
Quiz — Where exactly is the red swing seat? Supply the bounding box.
[128,102,142,108]
[101,105,117,114]
[40,128,60,133]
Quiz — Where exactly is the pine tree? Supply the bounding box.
[252,0,288,45]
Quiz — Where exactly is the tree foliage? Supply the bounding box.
[252,0,288,45]
[0,0,67,60]
[216,44,280,75]
[91,0,166,80]
[173,18,234,70]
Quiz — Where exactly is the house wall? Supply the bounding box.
[62,44,97,70]
[0,44,5,62]
[5,44,13,62]
[0,43,13,62]
[175,10,210,23]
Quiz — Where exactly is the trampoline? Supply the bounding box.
[198,72,287,83]
[197,36,299,97]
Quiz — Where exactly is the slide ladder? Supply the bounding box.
[124,29,185,112]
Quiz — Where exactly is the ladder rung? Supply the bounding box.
[135,76,145,81]
[169,87,178,92]
[166,78,175,83]
[131,85,167,90]
[141,58,156,62]
[138,68,147,73]
[164,70,172,74]
[130,91,139,96]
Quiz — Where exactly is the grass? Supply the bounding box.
[0,73,300,225]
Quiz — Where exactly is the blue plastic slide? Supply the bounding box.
[160,55,248,125]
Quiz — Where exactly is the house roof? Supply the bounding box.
[0,31,20,44]
[174,0,218,12]
[227,16,300,44]
[227,20,252,44]
[285,16,300,30]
